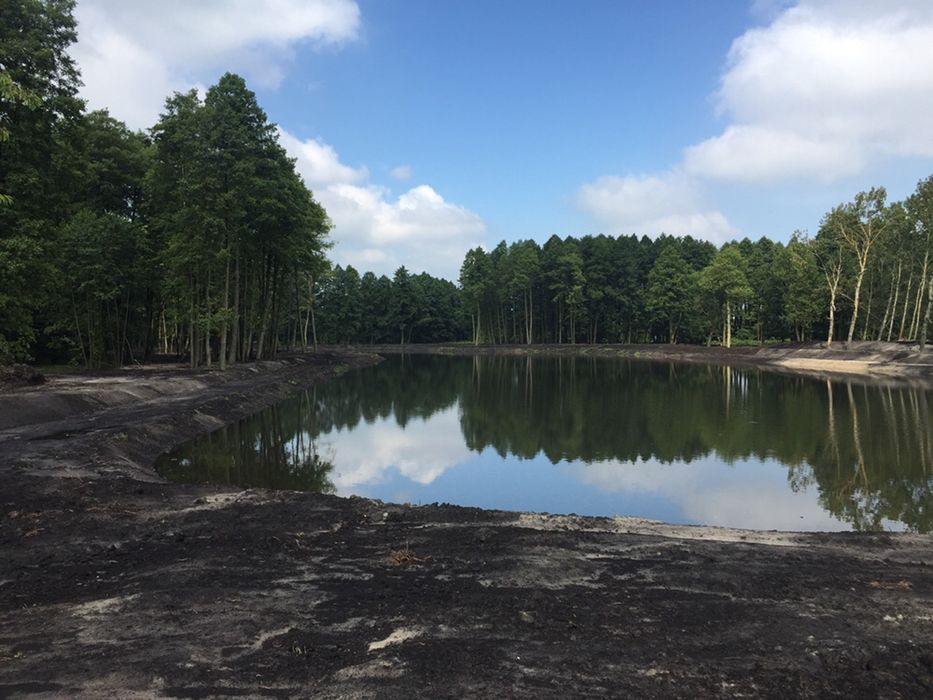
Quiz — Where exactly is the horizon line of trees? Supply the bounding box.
[320,176,933,352]
[454,179,933,350]
[5,2,933,369]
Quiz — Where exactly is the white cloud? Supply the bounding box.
[321,408,473,494]
[71,0,361,130]
[282,131,486,280]
[390,165,412,181]
[277,128,368,186]
[68,1,483,280]
[683,126,862,184]
[576,172,737,244]
[569,456,848,531]
[578,1,933,240]
[686,0,933,183]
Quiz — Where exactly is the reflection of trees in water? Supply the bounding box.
[163,354,933,532]
[303,353,464,433]
[158,390,336,493]
[794,380,933,532]
[453,356,933,532]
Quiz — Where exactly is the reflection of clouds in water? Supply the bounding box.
[321,406,472,494]
[567,456,848,531]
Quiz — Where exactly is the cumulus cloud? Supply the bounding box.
[282,131,486,280]
[276,128,368,187]
[686,0,933,183]
[576,172,737,244]
[578,1,933,241]
[67,2,484,279]
[71,0,361,129]
[683,126,863,184]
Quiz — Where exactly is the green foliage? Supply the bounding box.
[60,209,149,365]
[646,244,695,343]
[777,233,823,340]
[0,0,83,361]
[697,246,752,347]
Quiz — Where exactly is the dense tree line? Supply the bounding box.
[314,265,468,345]
[1,0,329,367]
[457,178,933,348]
[325,177,933,350]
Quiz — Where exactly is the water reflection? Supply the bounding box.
[158,393,336,493]
[156,355,933,532]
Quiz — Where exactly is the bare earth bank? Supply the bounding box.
[1,347,931,699]
[364,340,933,385]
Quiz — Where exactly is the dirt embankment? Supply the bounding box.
[365,340,933,385]
[1,348,933,698]
[0,350,381,481]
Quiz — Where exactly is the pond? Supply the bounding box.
[155,354,933,532]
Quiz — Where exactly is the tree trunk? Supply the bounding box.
[557,302,563,344]
[910,253,929,340]
[887,260,903,341]
[310,278,319,351]
[826,270,841,346]
[256,258,274,360]
[725,299,732,349]
[878,271,897,341]
[71,293,88,368]
[897,272,914,340]
[847,262,867,344]
[190,285,198,368]
[861,276,873,341]
[229,247,240,366]
[921,270,933,352]
[219,251,230,370]
[528,290,533,344]
[204,268,212,368]
[269,265,281,358]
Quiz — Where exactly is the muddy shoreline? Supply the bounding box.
[2,348,932,698]
[363,340,933,386]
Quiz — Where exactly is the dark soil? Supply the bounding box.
[1,347,932,698]
[0,364,45,391]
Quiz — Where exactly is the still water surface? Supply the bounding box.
[156,355,933,532]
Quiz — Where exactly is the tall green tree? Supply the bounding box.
[0,0,83,361]
[777,233,823,341]
[697,246,752,348]
[545,239,585,343]
[391,266,417,344]
[460,247,490,344]
[645,244,695,343]
[508,240,540,344]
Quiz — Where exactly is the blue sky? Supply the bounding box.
[71,0,933,280]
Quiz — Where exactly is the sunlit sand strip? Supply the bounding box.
[775,358,880,376]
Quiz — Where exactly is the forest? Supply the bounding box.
[292,180,933,351]
[3,0,933,368]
